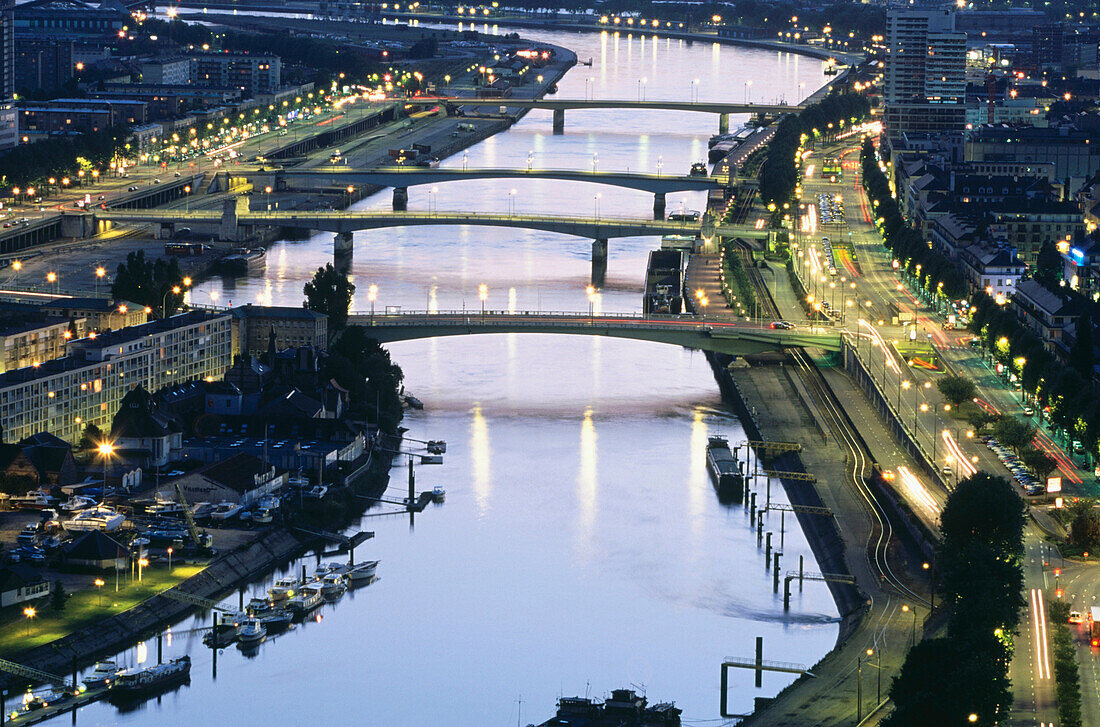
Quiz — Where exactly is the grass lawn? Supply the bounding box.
[0,564,206,659]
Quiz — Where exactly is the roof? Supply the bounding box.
[233,304,327,322]
[111,386,180,439]
[256,387,323,419]
[194,453,280,493]
[1013,279,1079,318]
[39,298,141,314]
[0,443,30,471]
[0,563,45,592]
[63,530,125,561]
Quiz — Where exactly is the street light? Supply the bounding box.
[167,547,173,573]
[592,152,599,173]
[94,578,105,606]
[594,193,601,219]
[478,283,488,317]
[368,284,377,322]
[98,441,115,491]
[23,606,35,636]
[95,266,106,296]
[587,284,596,321]
[902,604,917,646]
[162,285,181,317]
[138,557,148,583]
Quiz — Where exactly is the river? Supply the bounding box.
[73,26,837,725]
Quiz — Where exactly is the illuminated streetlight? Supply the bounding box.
[368,284,378,322]
[23,606,35,636]
[478,283,488,317]
[94,578,105,606]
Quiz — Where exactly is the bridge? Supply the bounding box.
[345,311,843,356]
[248,166,722,216]
[94,204,708,285]
[405,96,794,133]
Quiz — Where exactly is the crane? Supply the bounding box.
[173,480,213,551]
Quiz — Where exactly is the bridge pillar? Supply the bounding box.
[591,238,608,288]
[334,232,354,274]
[392,186,408,211]
[220,198,239,242]
[552,108,565,134]
[653,192,666,220]
[719,113,730,134]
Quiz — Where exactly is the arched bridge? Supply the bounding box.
[248,166,722,215]
[347,311,843,356]
[406,96,794,132]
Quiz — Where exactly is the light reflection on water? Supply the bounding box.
[76,25,840,727]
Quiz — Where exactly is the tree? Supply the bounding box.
[992,416,1036,454]
[1036,239,1063,286]
[1069,499,1100,551]
[110,250,185,318]
[1071,312,1094,379]
[78,423,104,451]
[939,472,1026,562]
[964,408,999,435]
[1020,447,1057,481]
[51,580,66,612]
[328,326,405,432]
[937,374,977,408]
[303,263,355,331]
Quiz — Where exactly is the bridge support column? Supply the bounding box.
[552,108,565,134]
[392,186,408,211]
[334,231,354,274]
[591,238,607,288]
[220,198,239,242]
[719,112,730,134]
[653,192,666,220]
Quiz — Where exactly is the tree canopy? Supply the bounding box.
[303,263,355,331]
[937,374,976,408]
[110,250,186,319]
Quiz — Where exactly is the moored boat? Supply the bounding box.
[320,573,346,598]
[705,436,743,505]
[268,577,297,602]
[110,656,190,698]
[63,505,125,533]
[431,485,446,503]
[258,609,293,633]
[237,618,266,644]
[339,560,379,584]
[82,660,121,690]
[286,582,323,617]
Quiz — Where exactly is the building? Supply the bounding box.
[990,201,1084,266]
[0,564,49,608]
[140,57,189,86]
[884,9,967,138]
[1062,233,1100,297]
[61,530,126,570]
[965,125,1100,182]
[0,311,232,444]
[1011,278,1080,352]
[0,442,41,487]
[0,0,16,152]
[958,243,1025,300]
[19,98,146,136]
[188,51,280,98]
[19,431,77,485]
[38,298,146,331]
[110,385,183,468]
[231,305,328,356]
[164,452,285,507]
[13,0,126,35]
[1033,23,1100,70]
[14,35,72,93]
[0,315,83,373]
[90,83,242,120]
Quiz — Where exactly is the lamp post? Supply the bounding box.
[162,285,181,318]
[23,606,35,636]
[98,441,114,491]
[368,284,377,323]
[167,547,173,574]
[902,604,917,646]
[587,284,596,322]
[594,193,601,219]
[138,557,148,583]
[508,188,517,216]
[656,155,663,177]
[479,283,488,318]
[95,266,106,297]
[744,79,752,104]
[94,578,105,607]
[592,152,598,173]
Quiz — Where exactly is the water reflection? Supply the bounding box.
[577,406,598,549]
[470,403,491,513]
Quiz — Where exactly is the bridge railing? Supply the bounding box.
[239,210,702,227]
[348,309,779,331]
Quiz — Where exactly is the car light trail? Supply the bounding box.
[857,318,901,374]
[1031,588,1051,680]
[896,466,940,515]
[940,430,977,478]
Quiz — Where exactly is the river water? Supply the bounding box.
[74,27,837,725]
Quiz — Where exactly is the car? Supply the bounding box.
[1023,406,1035,416]
[770,321,794,330]
[941,466,954,475]
[152,178,161,184]
[174,172,181,177]
[1070,611,1084,624]
[97,195,105,200]
[128,186,138,191]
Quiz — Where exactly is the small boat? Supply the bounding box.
[426,440,447,454]
[314,562,341,579]
[268,577,298,602]
[82,660,121,690]
[12,489,54,510]
[340,560,379,584]
[258,609,293,633]
[246,597,273,615]
[189,502,215,520]
[60,495,96,513]
[63,506,125,533]
[110,656,190,697]
[286,582,323,616]
[203,612,243,647]
[210,502,243,521]
[146,500,185,516]
[253,506,274,524]
[287,472,310,489]
[320,573,346,598]
[22,690,73,712]
[432,485,446,503]
[255,494,280,511]
[302,485,328,500]
[404,394,424,410]
[237,618,266,644]
[420,454,443,465]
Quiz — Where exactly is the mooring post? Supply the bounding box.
[211,611,218,679]
[408,457,415,509]
[720,661,729,717]
[157,632,163,664]
[743,474,749,506]
[755,636,763,688]
[765,532,772,569]
[750,492,756,523]
[780,509,786,547]
[799,554,804,591]
[757,518,763,545]
[72,657,77,691]
[773,552,781,592]
[238,589,244,611]
[784,576,792,611]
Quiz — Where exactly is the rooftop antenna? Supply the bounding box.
[516,694,523,727]
[585,681,591,699]
[630,682,647,697]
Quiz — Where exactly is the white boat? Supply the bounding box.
[189,502,215,519]
[210,502,243,521]
[286,582,323,616]
[432,485,446,502]
[110,656,190,697]
[313,562,339,579]
[82,660,121,690]
[320,573,346,598]
[60,495,96,513]
[268,577,298,602]
[146,500,185,516]
[246,597,273,614]
[340,560,379,583]
[256,494,280,511]
[420,454,443,465]
[253,506,274,524]
[302,485,327,500]
[287,472,309,489]
[426,440,447,454]
[63,506,125,533]
[11,489,54,510]
[237,618,266,644]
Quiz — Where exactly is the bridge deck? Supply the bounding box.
[406,96,794,114]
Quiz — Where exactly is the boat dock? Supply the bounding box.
[3,687,109,726]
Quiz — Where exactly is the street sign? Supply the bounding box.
[1047,476,1062,493]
